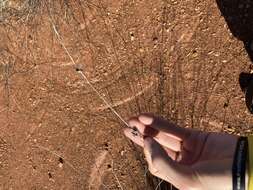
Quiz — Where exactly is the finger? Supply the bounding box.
[124,128,144,147]
[165,148,182,162]
[128,119,146,134]
[143,138,159,175]
[139,113,190,140]
[124,127,182,162]
[144,137,196,190]
[129,118,182,151]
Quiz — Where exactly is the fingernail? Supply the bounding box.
[139,115,153,125]
[128,121,135,128]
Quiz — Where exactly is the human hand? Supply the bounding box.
[124,114,240,190]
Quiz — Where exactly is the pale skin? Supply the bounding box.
[123,113,247,190]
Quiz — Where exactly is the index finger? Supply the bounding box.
[138,113,190,140]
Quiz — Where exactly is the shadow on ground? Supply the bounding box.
[216,0,253,113]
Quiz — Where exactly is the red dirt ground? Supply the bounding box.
[1,0,253,189]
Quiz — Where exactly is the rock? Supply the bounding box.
[58,162,63,168]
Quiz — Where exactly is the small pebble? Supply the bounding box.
[120,150,125,156]
[139,48,144,53]
[192,50,198,57]
[80,23,85,30]
[130,32,134,41]
[58,163,63,168]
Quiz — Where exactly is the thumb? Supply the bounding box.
[143,137,197,190]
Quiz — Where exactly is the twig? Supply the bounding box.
[155,179,164,190]
[47,9,141,136]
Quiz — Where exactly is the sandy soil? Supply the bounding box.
[0,0,253,189]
